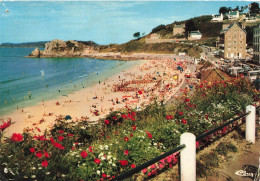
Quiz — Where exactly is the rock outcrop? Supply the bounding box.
[28,47,42,57]
[27,39,98,58]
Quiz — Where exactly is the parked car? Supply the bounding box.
[224,59,231,63]
[247,70,260,82]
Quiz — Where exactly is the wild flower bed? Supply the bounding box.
[0,76,258,181]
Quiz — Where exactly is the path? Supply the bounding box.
[207,111,260,181]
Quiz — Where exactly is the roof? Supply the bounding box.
[220,22,246,34]
[213,14,221,18]
[229,11,238,16]
[190,31,202,35]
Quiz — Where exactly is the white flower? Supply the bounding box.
[101,156,106,160]
[97,170,101,174]
[38,167,42,170]
[99,145,104,150]
[24,176,28,178]
[109,160,112,164]
[31,167,36,170]
[31,175,36,178]
[153,143,157,146]
[98,152,104,158]
[112,163,116,167]
[62,174,66,177]
[107,155,112,160]
[4,168,8,173]
[104,145,108,150]
[108,152,111,155]
[46,172,50,175]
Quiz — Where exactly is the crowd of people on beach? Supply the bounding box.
[1,54,197,135]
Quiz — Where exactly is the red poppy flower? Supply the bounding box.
[41,160,48,168]
[124,136,129,142]
[166,115,173,120]
[29,147,35,153]
[138,90,142,95]
[184,98,190,102]
[119,160,128,166]
[112,116,117,120]
[102,173,107,178]
[58,130,64,134]
[104,120,110,125]
[131,164,136,168]
[11,133,23,142]
[35,151,42,158]
[44,151,50,158]
[80,150,88,158]
[58,136,64,142]
[132,125,136,131]
[124,150,129,155]
[130,134,133,137]
[68,134,74,137]
[196,141,199,148]
[121,114,127,119]
[131,111,136,117]
[146,131,152,139]
[178,111,183,116]
[94,158,101,164]
[88,146,93,153]
[0,121,11,131]
[181,119,187,124]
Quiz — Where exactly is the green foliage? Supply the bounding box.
[133,32,140,39]
[249,2,260,14]
[219,6,229,14]
[151,24,166,34]
[215,142,237,156]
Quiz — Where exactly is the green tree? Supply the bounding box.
[133,32,140,39]
[219,6,229,14]
[151,24,166,34]
[249,2,260,14]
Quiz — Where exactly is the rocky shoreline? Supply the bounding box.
[27,39,180,61]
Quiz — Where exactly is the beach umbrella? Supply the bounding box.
[65,115,72,120]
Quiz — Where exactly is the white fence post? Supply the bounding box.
[180,133,196,181]
[246,105,256,143]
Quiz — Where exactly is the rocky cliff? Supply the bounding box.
[27,39,98,57]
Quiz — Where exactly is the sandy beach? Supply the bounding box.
[0,53,195,137]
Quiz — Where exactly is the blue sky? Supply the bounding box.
[0,1,253,45]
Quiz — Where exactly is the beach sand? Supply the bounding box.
[1,54,195,137]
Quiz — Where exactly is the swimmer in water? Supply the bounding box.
[28,91,32,98]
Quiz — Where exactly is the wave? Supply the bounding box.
[0,77,26,84]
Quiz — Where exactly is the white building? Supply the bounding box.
[227,11,240,20]
[212,13,223,22]
[189,30,202,40]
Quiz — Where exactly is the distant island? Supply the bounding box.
[0,41,48,48]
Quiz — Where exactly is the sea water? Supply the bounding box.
[0,48,139,116]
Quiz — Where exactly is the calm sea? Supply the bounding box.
[0,48,138,116]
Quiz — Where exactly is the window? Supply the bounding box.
[234,41,236,44]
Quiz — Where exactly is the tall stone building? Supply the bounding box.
[220,22,247,59]
[253,24,260,65]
